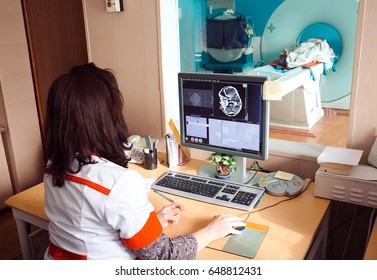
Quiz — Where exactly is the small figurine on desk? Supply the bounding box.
[42,62,244,260]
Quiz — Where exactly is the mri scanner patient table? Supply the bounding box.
[244,63,329,131]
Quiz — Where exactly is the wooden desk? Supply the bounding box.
[5,155,330,260]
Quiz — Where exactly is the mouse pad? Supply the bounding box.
[207,222,269,259]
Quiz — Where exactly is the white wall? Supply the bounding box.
[158,0,181,132]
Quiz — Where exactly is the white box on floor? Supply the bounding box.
[315,165,377,208]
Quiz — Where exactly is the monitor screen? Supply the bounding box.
[178,72,270,161]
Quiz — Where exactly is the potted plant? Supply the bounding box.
[207,152,237,179]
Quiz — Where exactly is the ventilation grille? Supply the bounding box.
[331,185,377,207]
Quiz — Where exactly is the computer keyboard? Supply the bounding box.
[151,171,265,211]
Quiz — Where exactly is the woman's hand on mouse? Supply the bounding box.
[192,214,245,251]
[157,203,185,228]
[205,214,245,238]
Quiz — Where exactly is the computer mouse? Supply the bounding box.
[227,225,246,236]
[233,225,245,231]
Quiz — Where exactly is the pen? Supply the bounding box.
[145,135,152,151]
[154,190,175,203]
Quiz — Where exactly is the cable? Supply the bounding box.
[328,203,372,259]
[246,160,261,172]
[242,161,261,185]
[364,208,377,254]
[340,204,358,260]
[239,178,312,222]
[243,161,272,185]
[332,206,366,231]
[328,200,341,259]
[258,33,264,62]
[246,160,272,173]
[243,169,258,185]
[322,92,351,104]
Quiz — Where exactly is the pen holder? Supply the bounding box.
[143,148,158,170]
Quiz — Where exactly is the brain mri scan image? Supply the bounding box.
[218,86,242,117]
[189,92,202,106]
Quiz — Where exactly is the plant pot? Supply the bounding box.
[215,172,232,180]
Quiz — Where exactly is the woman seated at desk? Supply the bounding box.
[42,62,245,260]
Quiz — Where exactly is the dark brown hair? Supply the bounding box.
[44,62,131,187]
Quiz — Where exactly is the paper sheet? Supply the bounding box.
[166,135,179,168]
[144,178,156,193]
[274,170,295,181]
[317,146,363,166]
[344,165,377,181]
[262,80,283,100]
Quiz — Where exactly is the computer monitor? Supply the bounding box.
[178,72,270,184]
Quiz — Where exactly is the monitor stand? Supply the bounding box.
[197,156,260,185]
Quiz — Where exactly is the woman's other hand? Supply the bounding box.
[157,203,185,227]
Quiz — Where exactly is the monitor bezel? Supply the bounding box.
[178,72,270,161]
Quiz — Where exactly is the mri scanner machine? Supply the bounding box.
[202,0,357,131]
[246,21,341,131]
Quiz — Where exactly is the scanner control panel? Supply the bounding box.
[258,172,304,197]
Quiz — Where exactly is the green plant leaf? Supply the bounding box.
[214,155,222,162]
[206,153,237,173]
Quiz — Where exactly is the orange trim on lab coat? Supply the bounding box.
[65,174,111,195]
[121,211,163,250]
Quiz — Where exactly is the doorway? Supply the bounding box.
[21,0,88,131]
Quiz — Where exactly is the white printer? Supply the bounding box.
[315,165,377,208]
[314,144,377,208]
